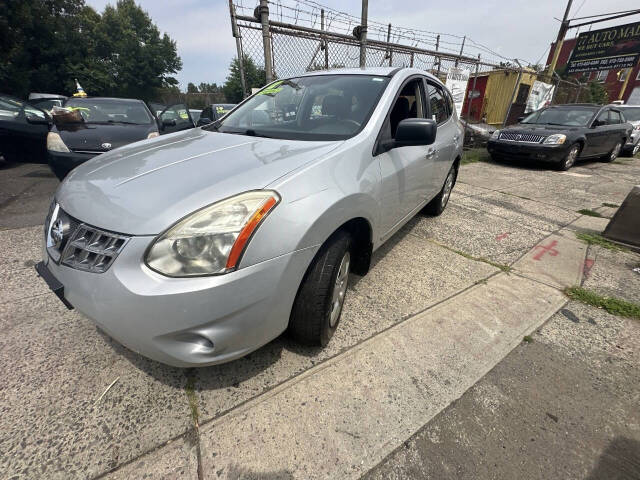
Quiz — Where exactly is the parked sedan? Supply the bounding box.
[35,67,463,367]
[487,104,632,170]
[47,98,195,179]
[0,94,51,163]
[616,105,640,156]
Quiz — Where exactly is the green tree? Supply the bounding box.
[0,0,87,97]
[586,80,609,104]
[0,0,181,100]
[187,82,199,93]
[223,56,266,103]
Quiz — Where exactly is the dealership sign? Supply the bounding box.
[445,67,470,117]
[566,21,640,74]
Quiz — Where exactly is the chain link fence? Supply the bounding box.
[229,0,519,87]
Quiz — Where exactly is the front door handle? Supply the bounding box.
[426,148,437,160]
[453,134,460,142]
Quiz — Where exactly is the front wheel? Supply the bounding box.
[423,164,457,216]
[602,140,623,162]
[288,231,351,346]
[556,143,580,171]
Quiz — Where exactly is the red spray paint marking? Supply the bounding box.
[583,258,595,279]
[533,240,559,261]
[495,232,510,241]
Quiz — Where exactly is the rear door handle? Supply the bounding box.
[453,135,460,142]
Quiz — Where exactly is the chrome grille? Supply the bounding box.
[60,225,129,273]
[45,203,129,273]
[499,132,545,143]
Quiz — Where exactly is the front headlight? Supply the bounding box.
[145,190,280,277]
[47,132,70,152]
[490,129,500,140]
[543,134,567,145]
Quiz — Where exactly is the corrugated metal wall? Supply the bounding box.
[483,70,537,126]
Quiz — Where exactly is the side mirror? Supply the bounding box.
[517,116,524,123]
[395,118,437,147]
[196,117,212,127]
[162,118,177,127]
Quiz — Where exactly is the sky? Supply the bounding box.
[85,0,637,89]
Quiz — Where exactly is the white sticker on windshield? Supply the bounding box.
[372,78,384,82]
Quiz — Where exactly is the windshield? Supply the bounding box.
[63,98,153,125]
[622,107,640,122]
[208,74,390,140]
[521,107,597,126]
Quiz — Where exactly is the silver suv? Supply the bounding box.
[36,67,464,367]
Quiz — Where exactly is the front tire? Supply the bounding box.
[602,140,623,162]
[288,231,351,346]
[556,143,580,171]
[423,164,457,216]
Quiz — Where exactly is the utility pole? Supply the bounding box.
[359,0,368,68]
[386,23,392,66]
[228,0,247,97]
[618,68,633,100]
[547,0,573,81]
[259,0,274,82]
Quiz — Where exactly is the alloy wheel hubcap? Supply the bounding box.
[441,170,455,207]
[330,251,350,327]
[634,144,639,155]
[611,143,621,160]
[565,147,578,168]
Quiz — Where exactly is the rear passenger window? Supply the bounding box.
[609,111,622,124]
[426,82,450,125]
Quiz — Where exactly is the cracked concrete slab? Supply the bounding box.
[0,293,193,480]
[363,301,640,480]
[193,231,498,423]
[512,234,587,289]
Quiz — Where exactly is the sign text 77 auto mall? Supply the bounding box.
[566,21,640,74]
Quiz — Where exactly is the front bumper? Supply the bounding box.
[39,235,317,367]
[487,140,569,163]
[48,150,100,180]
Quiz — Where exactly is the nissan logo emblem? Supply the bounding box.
[101,142,112,150]
[51,219,66,248]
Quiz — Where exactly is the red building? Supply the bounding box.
[548,38,640,104]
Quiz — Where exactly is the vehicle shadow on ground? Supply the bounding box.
[585,436,640,479]
[492,156,607,171]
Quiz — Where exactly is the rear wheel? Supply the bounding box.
[556,143,580,171]
[622,143,639,157]
[288,231,351,346]
[602,140,622,162]
[423,164,457,216]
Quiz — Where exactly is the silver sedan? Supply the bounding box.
[36,67,464,367]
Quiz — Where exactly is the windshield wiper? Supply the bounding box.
[220,128,273,138]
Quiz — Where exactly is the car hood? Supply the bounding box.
[55,122,158,152]
[56,128,342,235]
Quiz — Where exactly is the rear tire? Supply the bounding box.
[556,143,580,171]
[423,164,457,216]
[288,231,351,346]
[602,140,623,162]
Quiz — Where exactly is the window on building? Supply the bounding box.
[595,70,608,82]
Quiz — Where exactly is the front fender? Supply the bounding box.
[239,187,378,268]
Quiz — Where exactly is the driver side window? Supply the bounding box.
[387,78,426,139]
[594,110,609,127]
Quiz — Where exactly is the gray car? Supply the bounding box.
[36,67,463,367]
